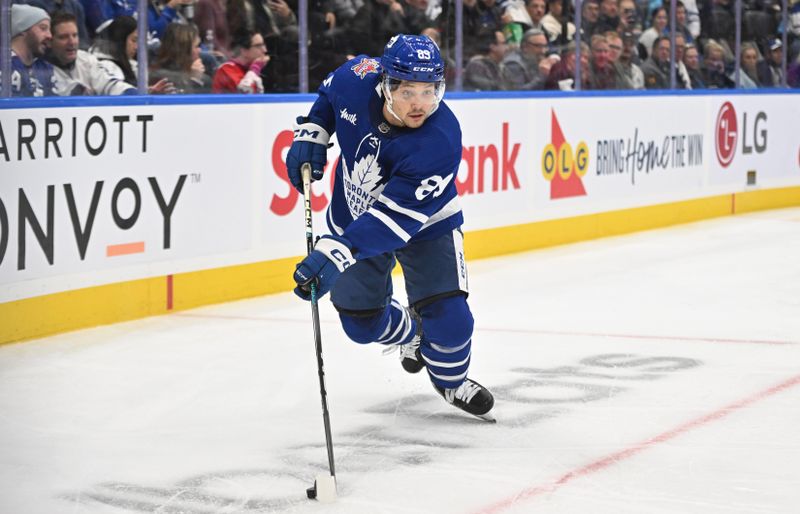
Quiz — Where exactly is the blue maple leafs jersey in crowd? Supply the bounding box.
[307,55,464,259]
[4,53,56,97]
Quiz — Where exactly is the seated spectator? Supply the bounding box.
[501,27,553,89]
[150,23,212,93]
[588,33,618,89]
[617,31,644,88]
[328,0,365,26]
[463,30,509,91]
[46,12,137,95]
[541,0,575,44]
[90,15,174,93]
[525,0,552,39]
[212,30,270,93]
[27,0,90,49]
[422,26,457,88]
[683,43,705,88]
[757,39,784,87]
[789,53,800,88]
[227,0,298,50]
[196,0,247,58]
[103,0,192,40]
[641,35,670,88]
[682,0,701,39]
[581,0,600,37]
[605,31,634,89]
[639,7,667,58]
[545,40,590,90]
[702,39,734,88]
[399,0,437,34]
[5,4,56,96]
[501,0,533,46]
[735,41,761,88]
[91,15,138,85]
[347,0,411,57]
[594,0,620,34]
[672,1,694,45]
[618,0,641,35]
[673,32,691,89]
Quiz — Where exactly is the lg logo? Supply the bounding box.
[715,102,737,167]
[715,102,768,168]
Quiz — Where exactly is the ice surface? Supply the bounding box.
[1,208,799,514]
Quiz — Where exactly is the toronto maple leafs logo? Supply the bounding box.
[342,133,386,219]
[351,58,381,79]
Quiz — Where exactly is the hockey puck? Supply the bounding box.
[306,485,317,499]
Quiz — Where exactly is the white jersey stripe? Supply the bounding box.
[378,194,429,223]
[421,196,461,230]
[368,209,412,242]
[430,340,470,354]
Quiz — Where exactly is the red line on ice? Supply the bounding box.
[172,312,797,346]
[471,373,800,514]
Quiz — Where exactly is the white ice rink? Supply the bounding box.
[2,207,799,514]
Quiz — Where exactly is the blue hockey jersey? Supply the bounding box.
[308,55,464,259]
[5,52,56,97]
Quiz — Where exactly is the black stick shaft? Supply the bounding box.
[301,164,336,478]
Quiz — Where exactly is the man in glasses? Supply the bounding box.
[502,27,554,89]
[212,30,270,93]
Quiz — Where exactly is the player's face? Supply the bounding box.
[387,81,438,128]
[51,21,79,65]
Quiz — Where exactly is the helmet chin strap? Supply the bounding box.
[381,80,406,126]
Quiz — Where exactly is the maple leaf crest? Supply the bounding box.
[342,133,385,219]
[352,153,382,192]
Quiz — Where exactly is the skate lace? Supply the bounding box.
[381,335,421,360]
[445,380,481,404]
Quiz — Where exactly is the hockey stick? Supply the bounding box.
[300,163,337,502]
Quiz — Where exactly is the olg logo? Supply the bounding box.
[541,141,590,181]
[540,110,589,199]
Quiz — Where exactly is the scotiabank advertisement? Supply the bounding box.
[2,92,799,302]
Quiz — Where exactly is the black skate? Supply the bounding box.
[399,335,424,373]
[399,307,424,373]
[434,378,495,422]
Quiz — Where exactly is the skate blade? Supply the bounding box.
[474,411,496,423]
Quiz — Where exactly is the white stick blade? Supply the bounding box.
[314,474,337,503]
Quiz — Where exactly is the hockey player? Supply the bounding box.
[287,34,494,420]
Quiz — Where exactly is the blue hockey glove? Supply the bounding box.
[294,235,356,301]
[286,115,331,193]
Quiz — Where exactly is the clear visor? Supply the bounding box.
[383,77,445,106]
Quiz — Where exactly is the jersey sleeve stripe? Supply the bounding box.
[421,196,462,230]
[367,209,412,242]
[378,194,429,223]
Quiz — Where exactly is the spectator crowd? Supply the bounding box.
[3,0,800,96]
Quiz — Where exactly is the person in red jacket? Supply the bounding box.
[212,30,270,93]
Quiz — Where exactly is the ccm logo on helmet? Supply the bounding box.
[412,66,435,72]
